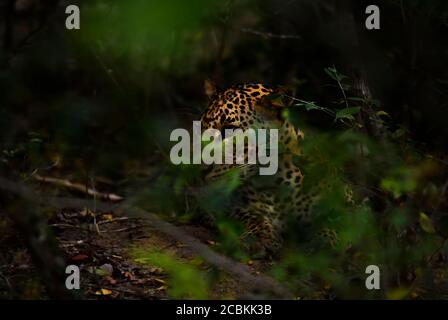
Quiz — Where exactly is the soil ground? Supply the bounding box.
[0,207,270,299]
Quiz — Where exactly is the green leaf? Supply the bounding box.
[130,249,209,299]
[293,102,319,111]
[324,66,349,83]
[324,67,338,81]
[89,267,108,277]
[30,138,43,144]
[304,102,320,111]
[381,167,417,198]
[335,107,361,121]
[419,212,435,234]
[386,287,410,300]
[376,111,390,117]
[393,128,408,139]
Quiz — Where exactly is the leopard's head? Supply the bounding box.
[200,80,294,133]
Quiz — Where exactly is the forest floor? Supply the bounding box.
[1,204,271,299]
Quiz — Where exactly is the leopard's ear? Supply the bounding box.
[204,79,220,100]
[261,86,296,108]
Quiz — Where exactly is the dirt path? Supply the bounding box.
[47,208,265,299]
[0,176,284,299]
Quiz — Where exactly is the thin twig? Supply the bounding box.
[84,283,148,297]
[98,225,147,233]
[49,223,78,229]
[97,217,131,225]
[332,64,349,109]
[240,27,302,40]
[90,175,100,234]
[91,48,123,92]
[0,271,11,290]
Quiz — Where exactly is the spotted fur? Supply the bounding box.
[200,82,319,256]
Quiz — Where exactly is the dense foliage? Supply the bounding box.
[1,0,448,299]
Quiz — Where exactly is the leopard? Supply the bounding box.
[199,80,323,256]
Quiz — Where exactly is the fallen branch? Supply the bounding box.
[33,174,124,202]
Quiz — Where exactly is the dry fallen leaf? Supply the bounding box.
[134,279,147,285]
[70,254,89,262]
[154,278,166,285]
[175,242,185,248]
[122,271,136,281]
[105,276,117,285]
[149,267,164,275]
[101,214,113,221]
[95,288,113,296]
[80,208,95,218]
